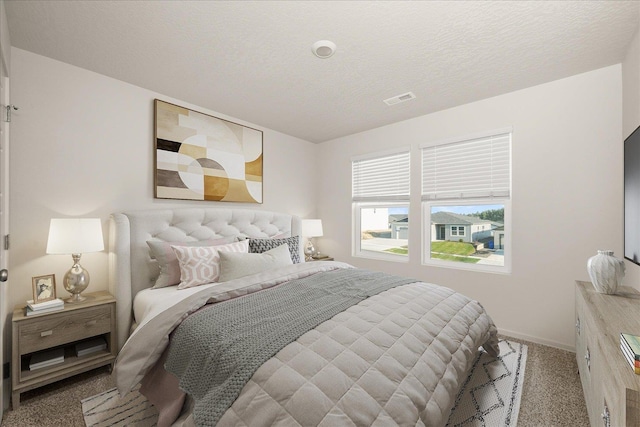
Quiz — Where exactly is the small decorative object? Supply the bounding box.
[587,250,626,294]
[32,274,56,303]
[154,99,263,203]
[302,219,323,261]
[46,218,104,303]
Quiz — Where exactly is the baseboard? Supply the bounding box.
[498,328,575,353]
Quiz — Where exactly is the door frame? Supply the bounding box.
[0,0,11,411]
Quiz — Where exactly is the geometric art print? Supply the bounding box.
[154,99,263,203]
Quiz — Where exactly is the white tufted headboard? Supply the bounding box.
[108,207,302,350]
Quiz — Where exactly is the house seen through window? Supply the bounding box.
[358,206,409,256]
[430,204,505,266]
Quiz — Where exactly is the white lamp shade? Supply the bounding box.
[46,218,104,254]
[302,219,323,237]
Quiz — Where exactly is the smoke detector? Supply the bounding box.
[312,40,336,59]
[383,92,416,106]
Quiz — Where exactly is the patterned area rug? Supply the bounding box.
[82,339,526,427]
[81,384,158,427]
[447,339,528,427]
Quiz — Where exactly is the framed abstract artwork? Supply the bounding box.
[154,99,263,203]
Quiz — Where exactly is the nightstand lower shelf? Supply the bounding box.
[308,256,334,262]
[13,351,114,401]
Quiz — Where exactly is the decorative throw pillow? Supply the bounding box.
[249,236,300,264]
[172,240,249,289]
[219,243,293,282]
[237,231,291,241]
[147,237,236,289]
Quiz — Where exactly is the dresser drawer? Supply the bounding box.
[18,305,112,355]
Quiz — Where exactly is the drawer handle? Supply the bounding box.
[601,405,610,427]
[585,348,591,371]
[40,330,53,337]
[85,320,97,327]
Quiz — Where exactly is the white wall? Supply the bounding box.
[623,28,640,290]
[317,65,623,350]
[8,48,318,309]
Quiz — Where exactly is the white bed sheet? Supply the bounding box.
[133,283,226,327]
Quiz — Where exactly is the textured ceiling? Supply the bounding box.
[4,1,640,143]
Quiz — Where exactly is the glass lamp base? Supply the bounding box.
[65,293,89,304]
[64,255,90,304]
[304,241,316,262]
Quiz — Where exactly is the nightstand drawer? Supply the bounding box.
[19,305,111,355]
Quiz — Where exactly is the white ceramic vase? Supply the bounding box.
[587,250,626,294]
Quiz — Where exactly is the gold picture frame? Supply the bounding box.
[32,274,56,303]
[154,99,264,203]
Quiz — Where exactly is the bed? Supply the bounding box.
[109,207,499,427]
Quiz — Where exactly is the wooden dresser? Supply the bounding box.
[575,281,640,426]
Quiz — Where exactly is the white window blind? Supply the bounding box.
[352,150,410,202]
[422,132,511,201]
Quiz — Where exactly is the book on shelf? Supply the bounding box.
[26,298,64,311]
[75,337,107,357]
[25,304,64,316]
[30,358,64,370]
[620,342,640,374]
[620,333,640,375]
[621,333,640,355]
[29,348,64,370]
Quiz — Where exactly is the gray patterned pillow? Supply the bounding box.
[249,236,300,264]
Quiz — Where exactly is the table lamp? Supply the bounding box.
[46,218,104,303]
[301,219,323,261]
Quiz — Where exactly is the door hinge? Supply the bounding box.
[4,105,18,122]
[4,234,9,250]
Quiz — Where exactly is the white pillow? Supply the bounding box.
[219,243,293,282]
[172,240,249,289]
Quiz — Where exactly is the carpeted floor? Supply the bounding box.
[512,336,589,426]
[1,336,589,426]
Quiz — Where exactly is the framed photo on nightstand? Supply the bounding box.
[32,274,56,303]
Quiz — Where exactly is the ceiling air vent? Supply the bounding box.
[383,92,416,106]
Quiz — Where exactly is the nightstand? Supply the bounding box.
[11,290,116,409]
[309,256,334,261]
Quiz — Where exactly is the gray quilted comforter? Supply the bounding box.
[115,262,499,427]
[166,269,416,426]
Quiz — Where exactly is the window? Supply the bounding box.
[352,148,410,261]
[451,226,465,237]
[422,130,511,273]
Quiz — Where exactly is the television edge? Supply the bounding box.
[624,124,640,266]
